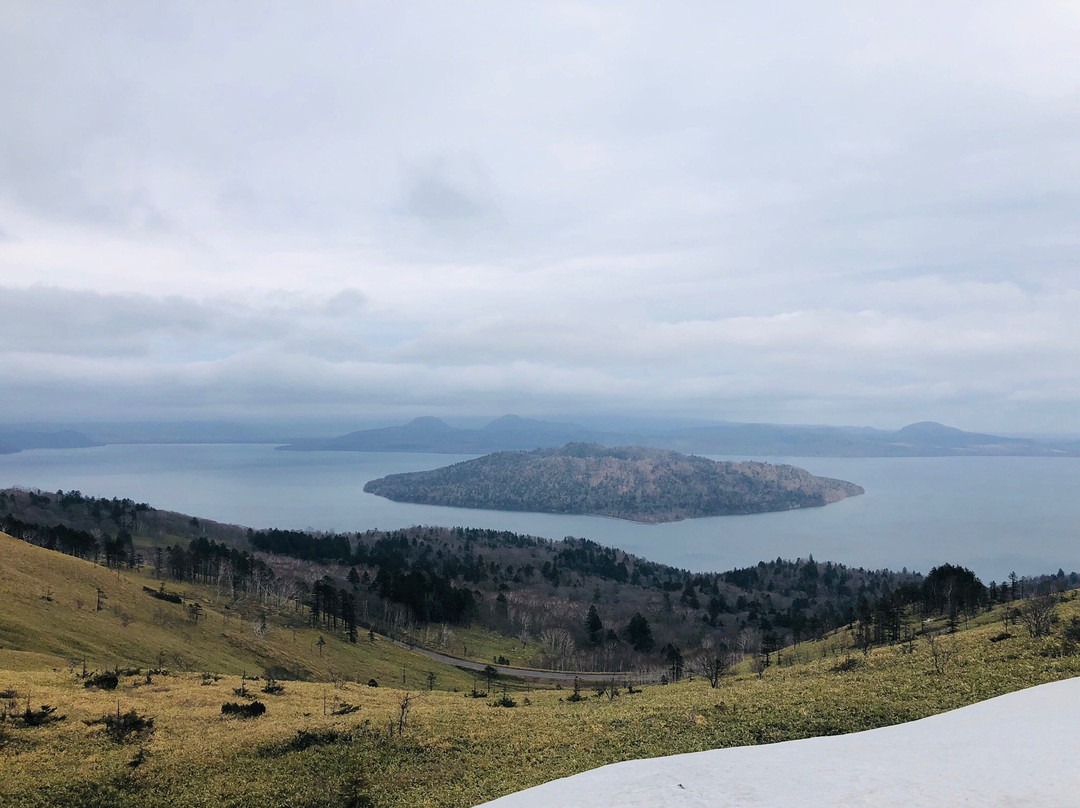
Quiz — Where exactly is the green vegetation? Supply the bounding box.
[0,532,475,690]
[363,443,864,523]
[2,585,1078,807]
[9,487,1075,677]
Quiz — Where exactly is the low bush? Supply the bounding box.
[262,677,285,695]
[19,704,66,727]
[833,656,862,672]
[87,709,154,743]
[143,585,182,604]
[84,671,119,691]
[260,728,351,757]
[221,701,266,718]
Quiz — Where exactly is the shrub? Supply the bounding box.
[221,701,266,718]
[566,678,585,702]
[142,585,182,604]
[20,704,66,727]
[260,728,350,757]
[101,709,154,743]
[491,695,517,708]
[331,702,359,716]
[84,671,119,691]
[1063,616,1080,643]
[833,656,861,672]
[262,676,284,695]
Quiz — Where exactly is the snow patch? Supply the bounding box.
[478,678,1080,807]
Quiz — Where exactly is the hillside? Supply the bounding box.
[363,443,865,523]
[2,587,1078,807]
[2,487,940,676]
[0,531,473,690]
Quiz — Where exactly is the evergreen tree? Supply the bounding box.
[624,612,655,652]
[585,605,604,645]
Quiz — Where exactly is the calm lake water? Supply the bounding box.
[1,443,1077,582]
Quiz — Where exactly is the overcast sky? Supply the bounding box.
[1,2,1078,433]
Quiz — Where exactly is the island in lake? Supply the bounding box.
[363,443,864,523]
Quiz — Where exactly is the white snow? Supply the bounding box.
[477,677,1080,808]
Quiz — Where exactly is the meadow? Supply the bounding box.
[3,528,1078,808]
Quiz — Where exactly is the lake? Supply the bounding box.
[1,443,1077,583]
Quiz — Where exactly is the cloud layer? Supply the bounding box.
[1,2,1078,431]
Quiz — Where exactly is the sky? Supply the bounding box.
[1,2,1079,434]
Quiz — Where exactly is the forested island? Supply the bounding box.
[363,443,864,523]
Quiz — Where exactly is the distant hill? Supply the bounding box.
[363,443,864,523]
[279,414,600,453]
[0,429,100,455]
[279,416,1079,457]
[656,420,1075,457]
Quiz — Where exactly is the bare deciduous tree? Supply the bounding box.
[695,653,728,688]
[925,633,956,675]
[1017,594,1058,638]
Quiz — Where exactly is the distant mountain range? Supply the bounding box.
[3,415,1076,458]
[279,415,597,454]
[280,415,1080,458]
[363,443,865,523]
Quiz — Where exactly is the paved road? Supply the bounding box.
[388,637,653,683]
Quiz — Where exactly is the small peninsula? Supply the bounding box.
[362,443,864,523]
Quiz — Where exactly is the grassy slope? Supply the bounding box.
[2,572,1078,806]
[0,532,474,691]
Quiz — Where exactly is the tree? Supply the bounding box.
[760,631,779,667]
[923,564,986,618]
[396,693,413,735]
[925,633,956,675]
[662,643,684,682]
[696,652,728,688]
[1017,594,1057,638]
[624,613,655,653]
[585,605,604,645]
[680,580,700,609]
[706,595,725,626]
[483,664,498,694]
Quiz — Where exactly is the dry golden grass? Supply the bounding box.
[0,532,475,690]
[2,591,1079,807]
[5,531,1080,807]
